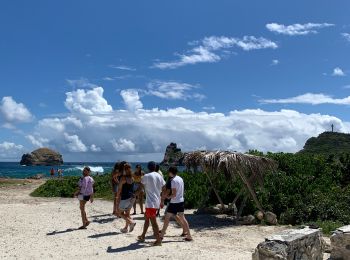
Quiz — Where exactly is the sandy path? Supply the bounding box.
[0,183,328,260]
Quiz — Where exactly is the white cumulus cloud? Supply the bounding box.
[65,87,113,115]
[120,89,143,111]
[0,96,33,123]
[0,141,25,160]
[153,35,277,69]
[90,144,102,152]
[64,133,88,152]
[111,138,136,152]
[341,33,350,42]
[25,86,350,161]
[266,22,334,36]
[332,67,346,77]
[26,135,49,147]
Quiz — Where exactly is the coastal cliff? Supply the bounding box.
[160,143,185,166]
[20,148,63,166]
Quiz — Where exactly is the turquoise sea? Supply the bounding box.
[0,162,150,179]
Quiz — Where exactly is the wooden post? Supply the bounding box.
[236,169,265,213]
[203,170,225,209]
[238,195,247,218]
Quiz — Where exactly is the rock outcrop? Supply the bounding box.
[330,225,350,260]
[252,227,325,260]
[20,148,63,166]
[160,143,184,166]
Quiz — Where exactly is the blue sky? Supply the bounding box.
[0,0,350,162]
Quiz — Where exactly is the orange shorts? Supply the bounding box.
[145,208,157,218]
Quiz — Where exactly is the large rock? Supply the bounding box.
[265,211,278,225]
[330,225,350,260]
[160,143,184,166]
[252,227,325,260]
[20,148,63,166]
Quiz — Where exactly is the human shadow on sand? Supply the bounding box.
[91,213,112,218]
[88,232,119,239]
[176,213,235,232]
[46,228,79,235]
[106,240,183,253]
[106,242,145,253]
[93,217,116,224]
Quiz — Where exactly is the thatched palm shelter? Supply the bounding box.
[183,151,277,215]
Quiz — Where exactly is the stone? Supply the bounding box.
[265,211,278,225]
[256,211,264,221]
[28,174,45,179]
[20,148,63,166]
[330,225,350,260]
[160,143,184,166]
[252,227,325,260]
[239,215,256,225]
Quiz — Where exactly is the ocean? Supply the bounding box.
[0,162,152,179]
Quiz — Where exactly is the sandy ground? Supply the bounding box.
[0,182,330,260]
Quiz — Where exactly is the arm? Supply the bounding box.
[116,178,125,199]
[160,185,167,208]
[169,188,177,199]
[90,184,94,203]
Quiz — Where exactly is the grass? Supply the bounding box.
[0,179,31,187]
[315,220,344,236]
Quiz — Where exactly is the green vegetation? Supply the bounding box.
[300,131,350,156]
[31,150,350,231]
[31,174,113,200]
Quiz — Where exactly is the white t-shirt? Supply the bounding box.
[170,175,184,203]
[141,171,166,208]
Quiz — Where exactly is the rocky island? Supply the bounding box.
[20,148,63,166]
[160,142,185,166]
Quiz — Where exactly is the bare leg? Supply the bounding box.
[139,193,144,213]
[113,194,118,214]
[138,217,150,240]
[177,214,192,240]
[133,196,137,214]
[79,200,88,226]
[120,211,130,229]
[150,217,161,244]
[160,212,172,237]
[175,215,186,234]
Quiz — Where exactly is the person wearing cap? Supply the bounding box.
[137,161,165,246]
[74,166,94,229]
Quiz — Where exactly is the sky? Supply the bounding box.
[0,0,350,162]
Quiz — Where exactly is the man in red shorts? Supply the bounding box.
[137,161,165,246]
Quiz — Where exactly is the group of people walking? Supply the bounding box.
[74,161,192,246]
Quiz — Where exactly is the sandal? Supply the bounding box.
[120,228,128,233]
[152,241,162,246]
[129,222,136,232]
[78,226,87,230]
[180,233,188,237]
[137,235,145,242]
[184,237,193,242]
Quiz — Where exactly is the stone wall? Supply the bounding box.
[330,225,350,260]
[252,227,325,260]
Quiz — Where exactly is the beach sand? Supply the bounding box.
[0,182,330,260]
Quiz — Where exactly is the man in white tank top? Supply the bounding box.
[160,166,193,241]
